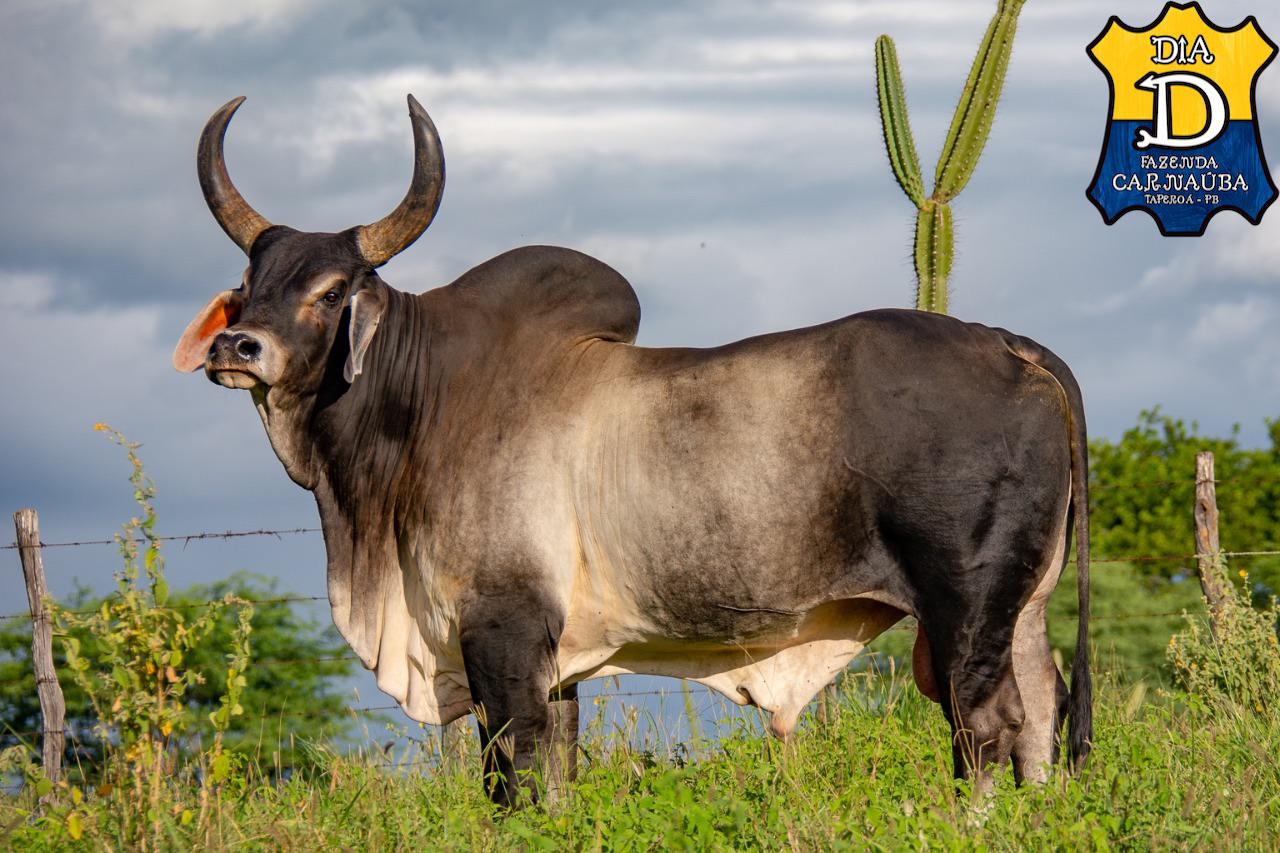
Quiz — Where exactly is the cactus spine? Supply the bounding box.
[875,0,1027,313]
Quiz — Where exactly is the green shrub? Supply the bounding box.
[0,574,358,765]
[48,426,253,845]
[1168,555,1280,714]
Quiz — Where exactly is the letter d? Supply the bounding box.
[1134,71,1227,149]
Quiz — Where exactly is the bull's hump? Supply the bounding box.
[447,245,641,345]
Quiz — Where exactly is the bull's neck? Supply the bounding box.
[254,285,437,507]
[305,285,438,517]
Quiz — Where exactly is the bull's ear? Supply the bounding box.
[344,288,386,383]
[172,290,243,372]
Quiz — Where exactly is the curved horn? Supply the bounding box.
[355,95,446,268]
[198,96,273,255]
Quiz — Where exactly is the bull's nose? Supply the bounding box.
[235,336,261,359]
[211,331,263,363]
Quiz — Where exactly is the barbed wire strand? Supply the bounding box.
[6,547,1278,624]
[0,658,1175,745]
[0,600,1226,630]
[1090,473,1280,493]
[6,532,1279,588]
[3,472,1279,553]
[2,566,1265,628]
[1,527,322,551]
[0,595,328,623]
[0,505,1267,737]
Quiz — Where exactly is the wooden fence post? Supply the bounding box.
[14,508,66,784]
[440,718,466,768]
[816,683,838,727]
[546,683,579,802]
[1194,452,1229,639]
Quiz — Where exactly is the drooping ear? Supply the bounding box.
[344,287,386,383]
[172,290,243,372]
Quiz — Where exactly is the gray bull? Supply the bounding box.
[175,96,1091,806]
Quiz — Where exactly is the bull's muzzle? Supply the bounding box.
[207,330,266,389]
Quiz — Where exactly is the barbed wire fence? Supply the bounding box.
[4,463,1278,784]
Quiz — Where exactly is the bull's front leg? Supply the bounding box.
[460,597,577,807]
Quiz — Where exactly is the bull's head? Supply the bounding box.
[173,95,443,396]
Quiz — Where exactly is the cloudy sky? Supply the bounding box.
[1,0,1277,727]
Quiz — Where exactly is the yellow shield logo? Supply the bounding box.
[1086,2,1277,235]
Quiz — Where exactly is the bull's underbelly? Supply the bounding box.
[374,582,908,734]
[555,593,907,737]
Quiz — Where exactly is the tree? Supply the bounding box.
[0,573,358,767]
[1089,409,1280,597]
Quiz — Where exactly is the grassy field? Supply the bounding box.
[4,665,1278,851]
[7,425,1278,848]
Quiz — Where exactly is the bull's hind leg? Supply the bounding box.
[909,548,1048,794]
[911,624,1027,788]
[1010,614,1067,784]
[925,526,1069,793]
[894,485,1070,796]
[930,628,1025,798]
[1011,514,1071,783]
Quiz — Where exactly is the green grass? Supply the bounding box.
[5,669,1277,851]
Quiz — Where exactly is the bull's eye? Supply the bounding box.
[322,289,341,306]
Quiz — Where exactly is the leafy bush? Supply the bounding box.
[1168,555,1280,714]
[1,445,358,777]
[1,575,357,766]
[47,426,254,844]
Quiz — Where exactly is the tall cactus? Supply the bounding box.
[875,0,1027,313]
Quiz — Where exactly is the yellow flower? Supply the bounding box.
[1238,570,1247,579]
[93,422,107,432]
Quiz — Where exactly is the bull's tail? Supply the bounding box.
[1064,382,1092,771]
